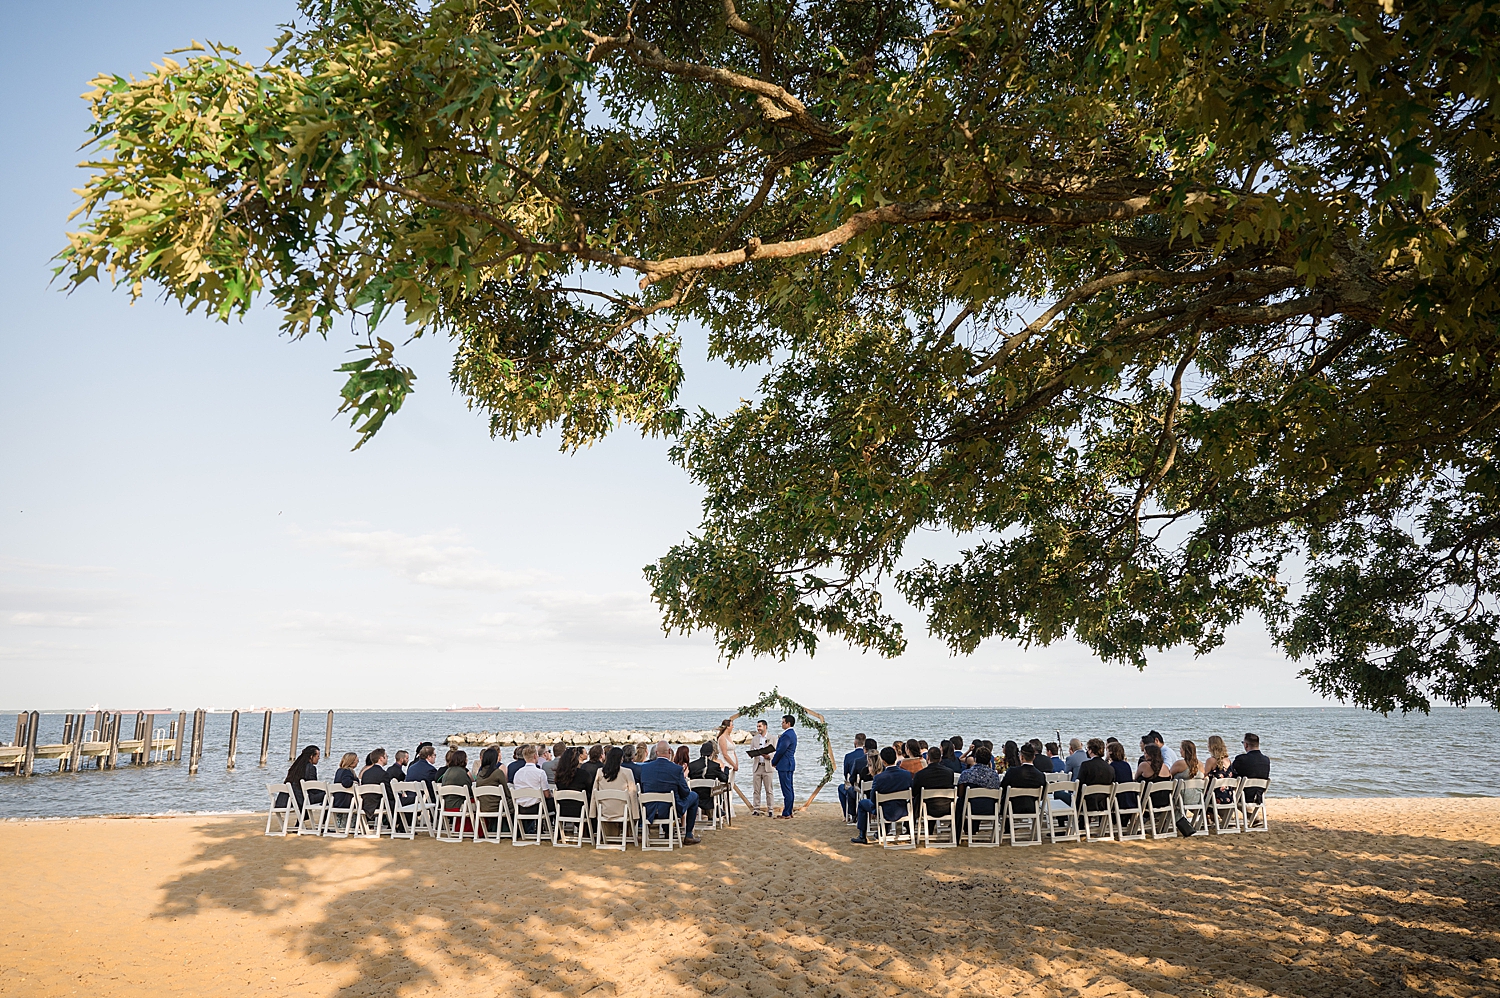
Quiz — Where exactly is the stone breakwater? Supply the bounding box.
[445,729,754,748]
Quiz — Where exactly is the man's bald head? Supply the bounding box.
[655,741,672,758]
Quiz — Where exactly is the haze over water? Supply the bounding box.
[1,706,1494,819]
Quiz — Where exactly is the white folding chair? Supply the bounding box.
[917,788,958,848]
[638,792,681,851]
[713,781,733,829]
[322,783,361,838]
[391,781,436,839]
[510,787,552,845]
[354,785,394,839]
[1239,778,1269,832]
[472,785,511,842]
[593,790,634,850]
[872,791,916,849]
[552,790,593,846]
[1077,784,1115,842]
[960,788,1002,847]
[436,786,475,842]
[689,779,720,831]
[1112,782,1146,841]
[1045,779,1080,843]
[1003,787,1044,846]
[264,783,298,836]
[297,780,331,836]
[1142,781,1176,839]
[1207,777,1242,833]
[1174,776,1208,834]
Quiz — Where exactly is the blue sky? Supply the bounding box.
[0,1,1325,710]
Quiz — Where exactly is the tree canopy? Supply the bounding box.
[58,0,1500,712]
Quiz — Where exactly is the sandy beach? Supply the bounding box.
[2,798,1496,998]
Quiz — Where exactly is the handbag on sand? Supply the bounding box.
[1176,816,1197,837]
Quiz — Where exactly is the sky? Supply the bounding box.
[0,1,1330,711]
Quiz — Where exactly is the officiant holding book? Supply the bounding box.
[747,719,776,815]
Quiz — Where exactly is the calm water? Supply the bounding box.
[1,706,1496,819]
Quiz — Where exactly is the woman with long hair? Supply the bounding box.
[593,746,636,837]
[1002,740,1022,771]
[716,718,741,813]
[674,743,691,776]
[278,745,321,808]
[1107,741,1137,811]
[1137,742,1173,813]
[329,752,359,809]
[554,746,590,820]
[1204,734,1235,804]
[1172,739,1204,814]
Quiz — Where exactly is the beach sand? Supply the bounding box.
[1,798,1496,998]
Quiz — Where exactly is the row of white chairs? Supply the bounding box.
[264,777,732,851]
[857,775,1269,849]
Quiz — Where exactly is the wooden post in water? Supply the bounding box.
[259,710,272,766]
[173,711,186,762]
[287,710,300,761]
[130,712,144,764]
[142,714,156,764]
[68,714,85,773]
[324,710,334,760]
[22,711,39,776]
[188,709,204,775]
[106,712,122,769]
[226,710,240,771]
[61,715,75,770]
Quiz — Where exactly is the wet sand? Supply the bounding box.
[1,798,1496,998]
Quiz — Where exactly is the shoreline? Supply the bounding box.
[2,798,1496,997]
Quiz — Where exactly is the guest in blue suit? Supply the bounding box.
[771,715,798,818]
[637,742,702,844]
[852,747,913,844]
[837,733,868,821]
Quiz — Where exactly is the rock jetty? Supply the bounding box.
[445,729,753,748]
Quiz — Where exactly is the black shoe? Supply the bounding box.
[851,835,869,844]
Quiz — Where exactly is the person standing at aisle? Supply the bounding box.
[749,719,775,815]
[772,714,798,819]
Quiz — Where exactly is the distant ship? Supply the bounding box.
[446,705,500,713]
[1223,704,1242,708]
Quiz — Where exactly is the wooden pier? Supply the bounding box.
[0,709,338,777]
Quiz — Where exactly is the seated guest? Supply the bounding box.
[1064,739,1087,781]
[439,748,472,788]
[553,747,592,819]
[407,743,440,800]
[506,745,529,782]
[1107,741,1137,810]
[688,741,727,782]
[1230,732,1270,803]
[899,739,925,775]
[511,744,551,831]
[1076,739,1114,812]
[277,745,321,809]
[852,747,914,844]
[540,741,566,787]
[580,744,604,789]
[638,742,702,845]
[842,734,867,782]
[1043,742,1066,774]
[948,735,965,767]
[471,747,507,837]
[331,752,359,809]
[1001,740,1022,772]
[1136,743,1174,812]
[1140,730,1179,769]
[912,746,956,818]
[673,743,692,776]
[593,747,636,836]
[388,750,409,782]
[1000,744,1049,814]
[957,743,1001,816]
[1171,740,1204,813]
[633,742,650,767]
[840,738,872,821]
[359,748,394,818]
[940,740,964,777]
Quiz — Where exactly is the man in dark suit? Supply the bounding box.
[838,734,868,822]
[638,742,702,845]
[1000,744,1049,814]
[406,743,440,800]
[911,747,956,818]
[852,747,914,844]
[771,714,798,818]
[1076,738,1115,812]
[506,745,529,782]
[1230,732,1271,803]
[579,744,604,789]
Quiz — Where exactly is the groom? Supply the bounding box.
[771,714,797,819]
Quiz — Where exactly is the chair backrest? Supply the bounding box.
[964,788,1001,803]
[638,791,676,815]
[920,788,956,801]
[1049,780,1077,794]
[358,785,387,800]
[1112,781,1142,801]
[1240,778,1268,791]
[1044,771,1067,783]
[473,785,506,803]
[438,785,471,804]
[553,790,588,804]
[301,779,328,795]
[1208,776,1239,798]
[1005,787,1042,802]
[874,791,912,807]
[1079,784,1112,801]
[267,782,292,802]
[392,780,420,798]
[688,779,717,792]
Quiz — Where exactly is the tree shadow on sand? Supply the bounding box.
[154,811,1500,998]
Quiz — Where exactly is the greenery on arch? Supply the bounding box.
[734,687,835,803]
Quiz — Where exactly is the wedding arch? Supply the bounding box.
[727,688,836,812]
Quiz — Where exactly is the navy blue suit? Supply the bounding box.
[856,766,913,838]
[839,746,866,820]
[772,727,797,816]
[636,756,699,837]
[407,757,439,800]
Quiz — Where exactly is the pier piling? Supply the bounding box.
[106,712,121,769]
[226,710,239,771]
[68,715,85,773]
[188,709,204,775]
[22,710,38,776]
[173,711,185,762]
[258,710,271,767]
[142,713,156,765]
[324,710,333,760]
[288,710,300,761]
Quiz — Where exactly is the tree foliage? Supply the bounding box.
[58,0,1500,712]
